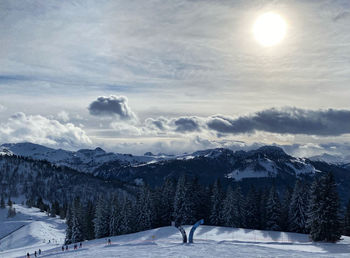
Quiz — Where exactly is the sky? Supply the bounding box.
[1,0,350,157]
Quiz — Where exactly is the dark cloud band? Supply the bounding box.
[207,107,350,136]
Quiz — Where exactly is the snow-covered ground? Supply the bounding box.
[1,204,350,258]
[0,204,66,258]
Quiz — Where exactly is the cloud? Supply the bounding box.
[88,95,136,120]
[173,117,201,133]
[57,110,70,122]
[0,112,91,149]
[0,104,6,112]
[207,107,350,136]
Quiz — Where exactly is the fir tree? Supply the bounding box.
[344,200,350,236]
[94,195,110,238]
[135,185,154,232]
[289,180,308,233]
[84,200,96,240]
[159,178,176,226]
[244,186,260,229]
[209,179,223,226]
[280,186,293,232]
[221,186,236,227]
[109,195,120,236]
[173,175,196,225]
[0,195,5,209]
[307,172,342,242]
[118,196,134,235]
[266,186,281,231]
[232,186,245,228]
[65,206,73,244]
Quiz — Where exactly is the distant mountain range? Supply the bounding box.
[1,142,350,205]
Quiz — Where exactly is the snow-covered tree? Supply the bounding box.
[135,185,154,232]
[209,179,223,226]
[307,172,341,242]
[266,187,281,231]
[289,181,308,233]
[244,186,260,229]
[94,195,110,238]
[159,178,176,225]
[173,175,196,225]
[221,186,235,227]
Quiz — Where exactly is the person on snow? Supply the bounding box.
[61,246,64,251]
[65,245,68,251]
[26,253,30,258]
[39,249,41,255]
[107,239,111,245]
[34,251,37,257]
[79,242,82,248]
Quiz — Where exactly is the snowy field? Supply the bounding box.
[1,204,350,258]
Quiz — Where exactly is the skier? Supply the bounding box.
[107,239,111,245]
[26,253,30,258]
[39,249,41,255]
[34,251,37,257]
[65,245,68,251]
[79,242,82,248]
[74,244,77,250]
[61,246,64,251]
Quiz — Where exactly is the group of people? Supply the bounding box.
[26,249,41,258]
[61,242,83,251]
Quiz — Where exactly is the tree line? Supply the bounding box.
[18,171,350,243]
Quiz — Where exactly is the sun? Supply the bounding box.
[253,12,287,47]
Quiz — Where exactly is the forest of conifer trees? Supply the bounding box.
[18,171,348,244]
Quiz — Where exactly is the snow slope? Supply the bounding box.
[1,205,350,258]
[0,204,66,258]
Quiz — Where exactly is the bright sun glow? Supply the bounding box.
[253,12,287,47]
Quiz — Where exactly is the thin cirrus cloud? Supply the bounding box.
[207,107,350,136]
[88,95,136,121]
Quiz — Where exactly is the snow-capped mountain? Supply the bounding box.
[1,142,350,188]
[0,142,154,174]
[309,153,350,165]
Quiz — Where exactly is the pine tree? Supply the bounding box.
[135,185,154,232]
[265,186,281,231]
[232,186,245,228]
[71,211,83,243]
[173,175,196,225]
[84,200,96,240]
[221,186,235,227]
[65,206,73,244]
[209,179,223,226]
[307,172,342,242]
[109,195,120,236]
[289,180,308,233]
[159,178,176,226]
[344,200,350,236]
[244,186,260,229]
[118,196,134,235]
[0,195,5,209]
[259,188,269,230]
[94,195,110,238]
[70,197,84,242]
[280,186,293,232]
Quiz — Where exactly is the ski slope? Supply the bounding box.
[1,204,350,258]
[0,204,66,258]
